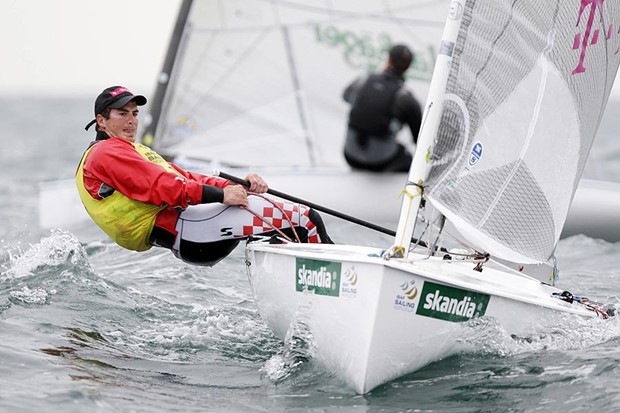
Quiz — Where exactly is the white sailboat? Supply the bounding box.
[39,0,620,242]
[245,0,620,394]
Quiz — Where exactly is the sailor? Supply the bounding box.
[343,44,423,172]
[76,86,333,266]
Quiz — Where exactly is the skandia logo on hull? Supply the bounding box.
[296,258,341,297]
[416,281,490,322]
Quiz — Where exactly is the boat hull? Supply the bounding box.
[245,242,598,393]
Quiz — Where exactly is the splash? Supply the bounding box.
[262,302,317,384]
[1,229,92,279]
[456,312,620,357]
[9,285,54,305]
[104,299,281,364]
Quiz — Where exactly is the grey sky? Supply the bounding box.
[1,0,618,100]
[0,0,181,96]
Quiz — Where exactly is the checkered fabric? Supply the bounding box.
[242,201,318,241]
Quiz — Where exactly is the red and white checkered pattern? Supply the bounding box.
[242,201,318,241]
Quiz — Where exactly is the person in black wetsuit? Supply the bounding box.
[343,44,423,172]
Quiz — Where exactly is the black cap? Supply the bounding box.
[84,86,147,131]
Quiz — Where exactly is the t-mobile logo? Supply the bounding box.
[572,0,619,74]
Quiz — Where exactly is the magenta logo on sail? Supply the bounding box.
[573,0,619,74]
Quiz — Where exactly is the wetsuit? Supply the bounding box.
[343,68,422,172]
[76,137,331,266]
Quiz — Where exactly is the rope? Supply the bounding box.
[399,180,424,201]
[242,193,303,243]
[553,291,613,319]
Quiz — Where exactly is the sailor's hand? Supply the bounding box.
[245,173,268,194]
[222,185,249,207]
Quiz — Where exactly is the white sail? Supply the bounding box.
[145,0,448,168]
[420,0,620,263]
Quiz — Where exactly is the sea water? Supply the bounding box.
[2,96,620,413]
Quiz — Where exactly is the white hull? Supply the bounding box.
[41,173,620,242]
[245,242,601,393]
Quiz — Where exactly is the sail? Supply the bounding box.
[424,0,620,264]
[144,0,448,168]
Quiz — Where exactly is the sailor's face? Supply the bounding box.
[97,101,140,142]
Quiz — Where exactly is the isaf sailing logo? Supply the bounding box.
[295,258,341,297]
[393,279,419,312]
[341,265,358,298]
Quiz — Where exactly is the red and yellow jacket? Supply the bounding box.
[75,137,229,251]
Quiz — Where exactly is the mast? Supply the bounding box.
[141,0,193,147]
[385,0,466,259]
[281,25,317,166]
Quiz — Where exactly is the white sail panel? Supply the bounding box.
[425,1,620,263]
[152,0,448,167]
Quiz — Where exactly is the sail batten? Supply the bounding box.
[424,0,620,263]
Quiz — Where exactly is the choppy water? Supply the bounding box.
[2,97,620,413]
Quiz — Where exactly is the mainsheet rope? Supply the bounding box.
[241,192,303,243]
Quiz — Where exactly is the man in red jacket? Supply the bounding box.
[76,86,332,266]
